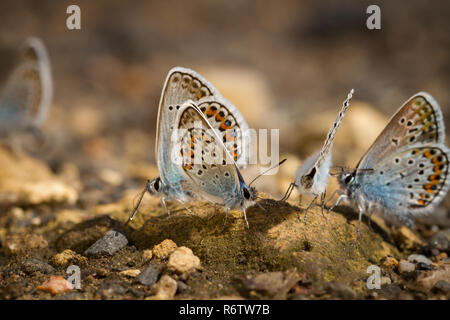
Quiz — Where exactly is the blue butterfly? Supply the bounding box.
[0,37,52,136]
[330,92,450,234]
[127,67,249,223]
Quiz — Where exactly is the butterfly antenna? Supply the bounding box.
[125,180,149,226]
[280,182,297,201]
[249,159,287,187]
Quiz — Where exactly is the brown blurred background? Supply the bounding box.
[0,0,449,200]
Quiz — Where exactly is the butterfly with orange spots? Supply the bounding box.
[127,67,249,224]
[331,92,450,233]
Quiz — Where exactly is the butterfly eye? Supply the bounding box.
[153,178,161,192]
[243,187,251,200]
[344,174,353,185]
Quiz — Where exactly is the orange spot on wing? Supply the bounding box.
[432,157,441,164]
[424,151,432,158]
[220,122,231,131]
[206,108,217,116]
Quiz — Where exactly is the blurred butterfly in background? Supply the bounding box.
[330,92,450,235]
[127,67,249,224]
[282,89,354,222]
[176,100,283,228]
[0,37,53,139]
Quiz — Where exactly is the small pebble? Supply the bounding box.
[437,252,448,262]
[50,249,87,268]
[432,280,450,294]
[149,275,178,300]
[95,268,109,278]
[408,254,432,266]
[135,264,159,287]
[416,262,433,271]
[167,247,201,275]
[242,270,299,298]
[142,249,153,261]
[380,276,391,285]
[21,258,55,275]
[119,269,141,278]
[417,262,450,291]
[152,239,177,259]
[96,280,128,299]
[84,230,128,257]
[37,276,73,295]
[325,281,357,300]
[428,229,450,252]
[381,256,399,269]
[176,281,188,294]
[398,260,415,273]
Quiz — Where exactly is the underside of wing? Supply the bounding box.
[316,89,353,168]
[0,37,52,129]
[197,98,249,168]
[360,144,450,216]
[155,67,221,157]
[358,92,445,170]
[155,67,221,185]
[176,101,241,205]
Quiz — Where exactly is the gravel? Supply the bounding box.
[84,230,128,257]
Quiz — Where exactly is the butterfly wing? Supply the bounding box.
[155,67,249,191]
[296,90,353,195]
[0,37,53,130]
[357,144,450,224]
[176,100,242,207]
[315,89,353,169]
[197,98,249,168]
[357,92,445,170]
[155,67,220,189]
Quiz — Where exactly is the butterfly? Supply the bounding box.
[175,99,277,228]
[281,89,354,222]
[127,67,249,223]
[329,92,450,234]
[0,37,53,136]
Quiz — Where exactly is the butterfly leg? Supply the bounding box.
[125,180,151,226]
[160,197,170,216]
[320,191,328,220]
[223,208,229,227]
[242,208,250,229]
[357,205,364,238]
[328,194,348,213]
[175,199,194,216]
[280,182,297,201]
[303,195,318,224]
[324,190,339,208]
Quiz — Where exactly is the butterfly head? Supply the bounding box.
[338,170,356,189]
[241,184,258,209]
[147,177,164,196]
